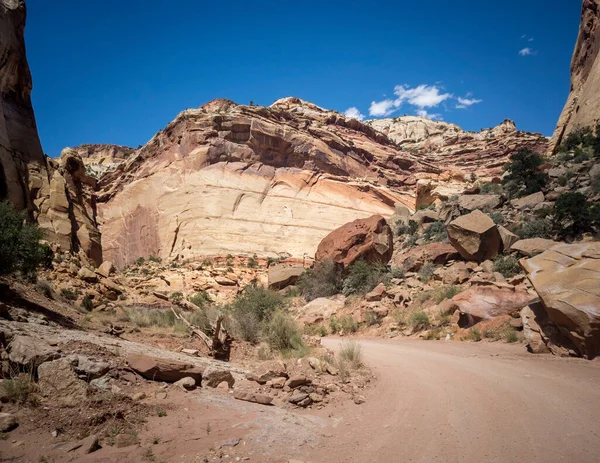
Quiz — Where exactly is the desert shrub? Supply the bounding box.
[80,295,94,312]
[469,328,482,342]
[170,292,183,303]
[187,308,213,333]
[390,266,405,279]
[342,260,386,296]
[365,310,381,326]
[561,126,595,151]
[148,255,161,263]
[0,374,35,404]
[513,218,552,239]
[396,219,419,237]
[297,259,342,301]
[189,291,211,308]
[338,341,362,369]
[553,192,597,238]
[409,311,430,330]
[480,182,503,195]
[505,329,519,343]
[304,325,327,337]
[434,285,462,303]
[264,311,304,352]
[573,147,593,163]
[502,149,548,198]
[329,317,340,334]
[135,257,145,266]
[330,315,358,333]
[555,151,573,162]
[60,288,78,301]
[489,211,506,225]
[0,201,48,276]
[422,221,446,242]
[246,256,259,268]
[493,255,521,278]
[36,279,56,300]
[418,261,435,282]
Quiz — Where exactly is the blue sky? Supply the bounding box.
[26,0,581,157]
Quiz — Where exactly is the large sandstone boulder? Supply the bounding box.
[452,287,539,327]
[126,354,203,383]
[510,238,560,257]
[37,359,88,406]
[510,191,545,210]
[457,194,501,211]
[315,215,393,271]
[394,242,460,271]
[268,264,304,290]
[447,210,501,262]
[296,296,344,325]
[7,336,60,367]
[520,303,576,356]
[522,242,600,359]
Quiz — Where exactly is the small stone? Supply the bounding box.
[270,377,286,388]
[220,437,241,448]
[174,377,196,390]
[285,375,310,388]
[202,367,235,388]
[233,390,274,405]
[216,381,230,390]
[353,395,366,405]
[287,392,309,404]
[0,413,17,432]
[132,392,146,401]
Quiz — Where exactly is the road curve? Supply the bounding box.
[306,338,600,463]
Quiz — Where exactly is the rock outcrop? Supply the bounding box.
[71,144,135,179]
[0,1,102,265]
[367,117,547,177]
[315,215,394,271]
[447,210,501,262]
[549,0,600,152]
[522,242,600,359]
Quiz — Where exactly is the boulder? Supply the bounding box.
[126,354,203,383]
[268,264,305,290]
[285,375,310,388]
[202,367,235,388]
[0,413,17,432]
[521,242,600,359]
[395,242,460,271]
[77,267,98,283]
[510,238,560,257]
[364,283,387,302]
[457,194,501,211]
[497,225,519,251]
[68,355,110,379]
[233,390,274,405]
[37,359,88,406]
[96,261,114,278]
[510,191,545,210]
[246,362,288,384]
[174,377,196,390]
[452,286,539,327]
[8,336,60,367]
[520,303,576,356]
[297,296,345,325]
[315,215,393,271]
[447,210,501,262]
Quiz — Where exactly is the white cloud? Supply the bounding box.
[528,37,534,42]
[369,99,397,117]
[456,96,482,109]
[416,109,442,120]
[394,84,452,108]
[519,47,535,56]
[343,107,365,121]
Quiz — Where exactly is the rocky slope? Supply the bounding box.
[550,0,600,152]
[0,0,101,264]
[367,117,548,177]
[70,143,135,179]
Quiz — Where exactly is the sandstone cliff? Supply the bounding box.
[0,0,101,265]
[549,0,600,152]
[368,117,547,177]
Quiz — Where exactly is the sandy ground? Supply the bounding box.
[301,338,600,463]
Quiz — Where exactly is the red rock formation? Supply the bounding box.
[549,0,600,152]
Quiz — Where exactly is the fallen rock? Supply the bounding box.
[510,238,560,257]
[37,359,88,406]
[96,261,114,278]
[520,303,575,355]
[268,264,305,290]
[364,283,387,302]
[353,395,366,405]
[233,390,274,405]
[287,392,309,404]
[452,287,539,327]
[69,355,110,380]
[0,413,17,432]
[77,267,98,283]
[285,375,311,388]
[395,242,460,271]
[315,215,394,271]
[522,242,600,358]
[202,367,235,388]
[246,362,288,384]
[214,276,236,286]
[447,210,501,262]
[64,434,100,454]
[298,296,344,325]
[457,194,501,211]
[8,336,60,367]
[174,377,196,390]
[126,354,203,383]
[497,225,519,251]
[510,191,545,210]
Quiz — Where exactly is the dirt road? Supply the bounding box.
[305,338,600,463]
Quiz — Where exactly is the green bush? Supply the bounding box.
[480,182,503,195]
[60,288,78,301]
[189,291,211,308]
[502,149,548,198]
[148,255,161,263]
[489,211,506,225]
[246,256,259,268]
[342,260,387,296]
[553,192,598,238]
[572,147,593,163]
[80,295,94,312]
[422,221,446,242]
[513,218,552,239]
[469,328,482,342]
[338,341,362,369]
[555,151,573,163]
[135,257,145,266]
[493,255,521,278]
[329,315,358,334]
[434,285,462,303]
[561,126,595,151]
[170,292,183,303]
[418,261,435,282]
[0,201,47,276]
[396,219,419,237]
[264,311,304,352]
[409,311,430,330]
[297,259,342,301]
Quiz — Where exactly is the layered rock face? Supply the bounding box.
[0,0,48,211]
[0,0,101,264]
[95,98,430,267]
[368,117,547,177]
[549,0,600,152]
[71,144,135,179]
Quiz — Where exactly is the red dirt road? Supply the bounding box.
[305,338,600,463]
